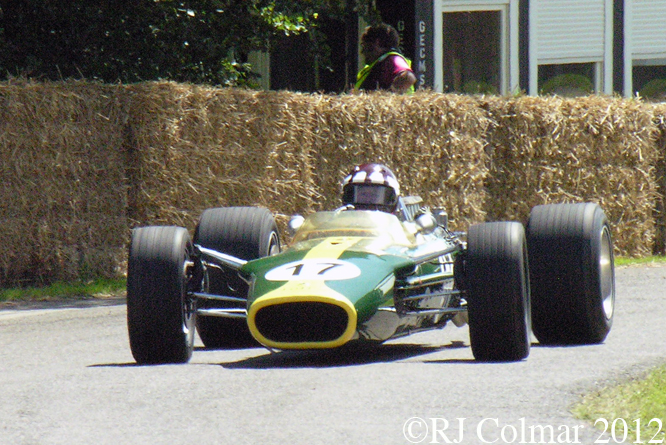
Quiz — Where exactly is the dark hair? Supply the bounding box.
[361,23,400,50]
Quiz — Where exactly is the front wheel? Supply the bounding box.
[465,222,531,362]
[194,207,281,348]
[127,226,197,364]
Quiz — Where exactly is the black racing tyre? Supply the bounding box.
[194,207,281,348]
[527,202,615,345]
[466,222,531,362]
[127,226,197,364]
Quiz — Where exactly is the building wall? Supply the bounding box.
[529,0,613,95]
[632,0,666,61]
[630,0,666,99]
[262,0,665,98]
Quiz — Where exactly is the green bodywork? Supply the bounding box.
[242,244,415,322]
[240,210,460,347]
[240,211,423,321]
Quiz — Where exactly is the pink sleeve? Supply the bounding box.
[391,55,412,75]
[378,55,414,89]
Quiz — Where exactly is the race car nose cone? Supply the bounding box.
[247,294,358,349]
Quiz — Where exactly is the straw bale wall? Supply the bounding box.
[481,95,658,256]
[651,103,666,255]
[124,84,320,230]
[0,81,129,285]
[0,80,664,287]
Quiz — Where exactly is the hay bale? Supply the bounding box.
[0,80,128,286]
[482,95,658,257]
[124,83,320,233]
[650,103,666,254]
[0,80,662,286]
[125,85,490,236]
[310,91,490,230]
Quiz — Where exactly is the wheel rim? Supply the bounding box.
[599,226,615,320]
[267,231,280,256]
[182,258,196,341]
[522,243,532,343]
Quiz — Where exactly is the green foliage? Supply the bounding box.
[540,73,594,97]
[0,0,363,85]
[259,4,308,35]
[639,78,666,101]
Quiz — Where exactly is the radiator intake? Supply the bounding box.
[255,302,349,343]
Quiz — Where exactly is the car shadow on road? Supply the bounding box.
[422,341,548,364]
[89,341,473,369]
[219,341,468,369]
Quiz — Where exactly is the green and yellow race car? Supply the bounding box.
[126,165,615,365]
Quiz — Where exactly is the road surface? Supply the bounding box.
[0,265,664,444]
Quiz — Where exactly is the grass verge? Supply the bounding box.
[572,255,666,440]
[615,255,666,267]
[572,366,666,443]
[0,277,126,303]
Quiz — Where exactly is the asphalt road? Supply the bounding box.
[0,265,664,445]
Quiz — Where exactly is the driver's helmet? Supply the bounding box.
[341,163,400,213]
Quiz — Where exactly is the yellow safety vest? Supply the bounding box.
[355,51,415,94]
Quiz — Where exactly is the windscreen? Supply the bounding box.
[291,211,414,247]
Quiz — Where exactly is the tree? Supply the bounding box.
[0,0,368,86]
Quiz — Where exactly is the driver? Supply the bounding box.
[341,163,400,213]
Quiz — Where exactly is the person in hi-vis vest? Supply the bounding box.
[355,23,416,94]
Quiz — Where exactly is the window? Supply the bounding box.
[633,63,666,101]
[441,11,502,94]
[538,63,596,97]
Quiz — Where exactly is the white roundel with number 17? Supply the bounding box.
[265,259,361,281]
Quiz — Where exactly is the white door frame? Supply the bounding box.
[433,0,519,94]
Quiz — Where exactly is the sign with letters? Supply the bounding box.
[376,0,434,90]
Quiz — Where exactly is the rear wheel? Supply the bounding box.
[527,202,615,345]
[194,207,280,348]
[127,226,197,364]
[466,222,531,362]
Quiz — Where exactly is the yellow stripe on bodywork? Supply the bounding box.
[248,238,360,349]
[302,237,360,259]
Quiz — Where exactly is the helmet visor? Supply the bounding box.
[353,184,388,206]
